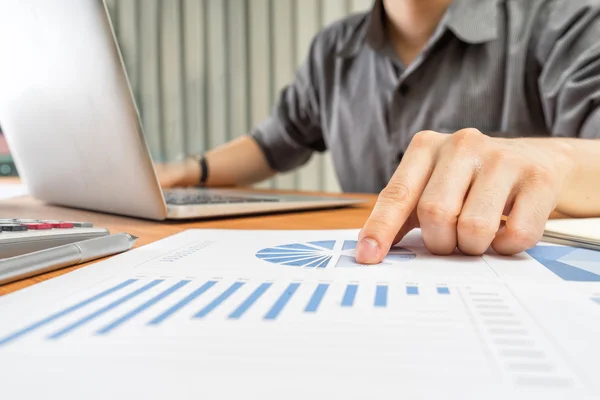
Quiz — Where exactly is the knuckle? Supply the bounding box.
[417,201,456,225]
[410,130,437,149]
[507,227,539,249]
[452,128,484,145]
[448,129,487,155]
[379,182,411,205]
[457,216,496,238]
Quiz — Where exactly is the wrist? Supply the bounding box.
[179,157,202,187]
[542,139,578,215]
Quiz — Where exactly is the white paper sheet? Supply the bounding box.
[1,229,600,400]
[544,218,600,251]
[0,183,27,200]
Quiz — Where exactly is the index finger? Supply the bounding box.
[356,131,439,264]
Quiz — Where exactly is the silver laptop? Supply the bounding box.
[0,0,361,220]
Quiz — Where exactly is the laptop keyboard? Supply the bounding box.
[163,190,281,205]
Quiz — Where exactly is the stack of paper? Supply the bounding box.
[544,218,600,251]
[1,229,600,399]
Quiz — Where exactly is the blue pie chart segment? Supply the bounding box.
[256,241,334,268]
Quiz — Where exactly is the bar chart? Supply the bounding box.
[0,277,581,393]
[0,277,455,346]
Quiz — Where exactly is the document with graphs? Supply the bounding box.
[1,229,600,399]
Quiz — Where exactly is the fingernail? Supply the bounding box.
[356,238,380,264]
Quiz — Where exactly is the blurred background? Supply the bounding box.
[102,0,373,193]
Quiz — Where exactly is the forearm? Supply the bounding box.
[178,135,276,187]
[205,135,276,186]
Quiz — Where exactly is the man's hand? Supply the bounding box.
[154,158,200,188]
[154,136,276,189]
[356,129,577,263]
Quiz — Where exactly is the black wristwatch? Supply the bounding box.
[190,154,208,186]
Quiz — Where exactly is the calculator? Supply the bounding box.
[0,219,109,259]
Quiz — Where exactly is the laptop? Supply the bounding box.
[0,0,362,220]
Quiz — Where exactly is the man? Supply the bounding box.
[157,0,600,264]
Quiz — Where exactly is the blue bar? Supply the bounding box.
[0,279,137,347]
[194,282,245,318]
[149,281,216,325]
[228,283,272,319]
[406,286,419,295]
[264,283,300,320]
[437,287,450,295]
[341,284,358,307]
[96,280,190,335]
[48,280,163,340]
[305,284,329,312]
[375,285,388,307]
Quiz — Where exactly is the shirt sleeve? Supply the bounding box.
[536,0,600,139]
[250,31,330,173]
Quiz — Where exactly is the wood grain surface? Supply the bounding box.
[0,181,375,296]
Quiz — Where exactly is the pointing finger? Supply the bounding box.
[356,131,441,264]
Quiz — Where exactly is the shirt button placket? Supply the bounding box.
[390,80,410,171]
[399,83,410,97]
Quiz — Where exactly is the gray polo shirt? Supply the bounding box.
[252,0,600,193]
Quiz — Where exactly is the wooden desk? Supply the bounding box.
[0,184,375,296]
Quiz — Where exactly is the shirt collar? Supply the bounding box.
[337,0,500,58]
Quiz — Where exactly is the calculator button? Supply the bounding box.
[0,224,28,231]
[23,222,52,230]
[43,221,74,229]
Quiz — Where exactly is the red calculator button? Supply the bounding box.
[23,223,52,230]
[44,221,74,229]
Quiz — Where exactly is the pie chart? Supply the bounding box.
[255,240,335,268]
[255,240,416,269]
[335,240,416,267]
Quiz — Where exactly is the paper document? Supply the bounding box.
[1,229,600,399]
[0,183,27,200]
[544,218,600,251]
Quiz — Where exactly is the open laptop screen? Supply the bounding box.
[0,127,17,176]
